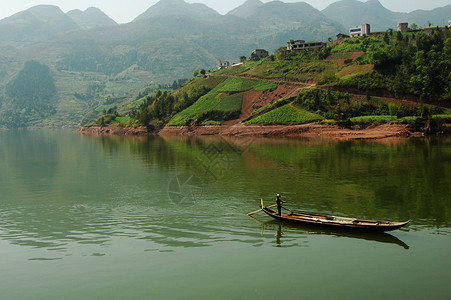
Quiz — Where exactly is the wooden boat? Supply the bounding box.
[260,203,409,232]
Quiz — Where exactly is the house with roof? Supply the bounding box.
[218,60,230,69]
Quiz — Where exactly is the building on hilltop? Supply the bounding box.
[286,40,326,51]
[350,24,370,38]
[251,49,269,59]
[398,23,411,32]
[218,60,229,69]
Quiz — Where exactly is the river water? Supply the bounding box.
[0,130,449,299]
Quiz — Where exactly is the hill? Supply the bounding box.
[227,0,264,18]
[0,1,346,128]
[322,0,395,32]
[67,7,117,29]
[99,28,450,136]
[134,0,220,21]
[0,5,79,44]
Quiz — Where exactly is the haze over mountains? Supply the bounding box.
[0,0,449,127]
[1,0,449,44]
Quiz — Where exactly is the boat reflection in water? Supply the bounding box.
[249,217,410,250]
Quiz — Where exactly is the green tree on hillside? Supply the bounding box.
[193,69,199,77]
[338,30,451,103]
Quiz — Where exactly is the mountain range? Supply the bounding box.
[0,0,449,127]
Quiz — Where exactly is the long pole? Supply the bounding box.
[246,204,277,216]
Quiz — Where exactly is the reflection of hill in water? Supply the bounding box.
[138,135,450,227]
[0,131,449,255]
[65,134,451,227]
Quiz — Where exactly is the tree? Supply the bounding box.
[240,56,246,62]
[250,52,259,61]
[411,23,418,30]
[200,69,206,75]
[193,69,199,77]
[383,32,390,44]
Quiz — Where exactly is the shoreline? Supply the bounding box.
[74,122,439,140]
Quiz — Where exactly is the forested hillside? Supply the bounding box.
[0,60,56,127]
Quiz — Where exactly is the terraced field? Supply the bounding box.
[247,104,323,124]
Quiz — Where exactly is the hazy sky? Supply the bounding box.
[1,0,450,24]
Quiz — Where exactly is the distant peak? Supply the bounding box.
[228,0,264,17]
[85,7,103,12]
[158,0,186,4]
[134,0,219,22]
[244,0,263,4]
[27,5,64,14]
[366,0,383,7]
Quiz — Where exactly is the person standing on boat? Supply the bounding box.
[276,194,285,216]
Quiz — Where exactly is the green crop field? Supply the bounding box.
[247,104,323,124]
[216,77,277,93]
[248,60,339,83]
[328,53,353,60]
[167,92,222,125]
[331,36,383,53]
[174,76,227,96]
[350,115,397,124]
[336,64,374,79]
[115,116,131,124]
[214,94,243,112]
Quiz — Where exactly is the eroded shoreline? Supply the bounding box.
[75,122,433,140]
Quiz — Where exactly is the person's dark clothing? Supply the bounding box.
[276,196,282,216]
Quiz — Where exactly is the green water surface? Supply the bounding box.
[0,130,449,299]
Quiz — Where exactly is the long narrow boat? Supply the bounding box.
[260,204,409,232]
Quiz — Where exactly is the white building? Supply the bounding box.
[350,24,371,38]
[218,61,229,69]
